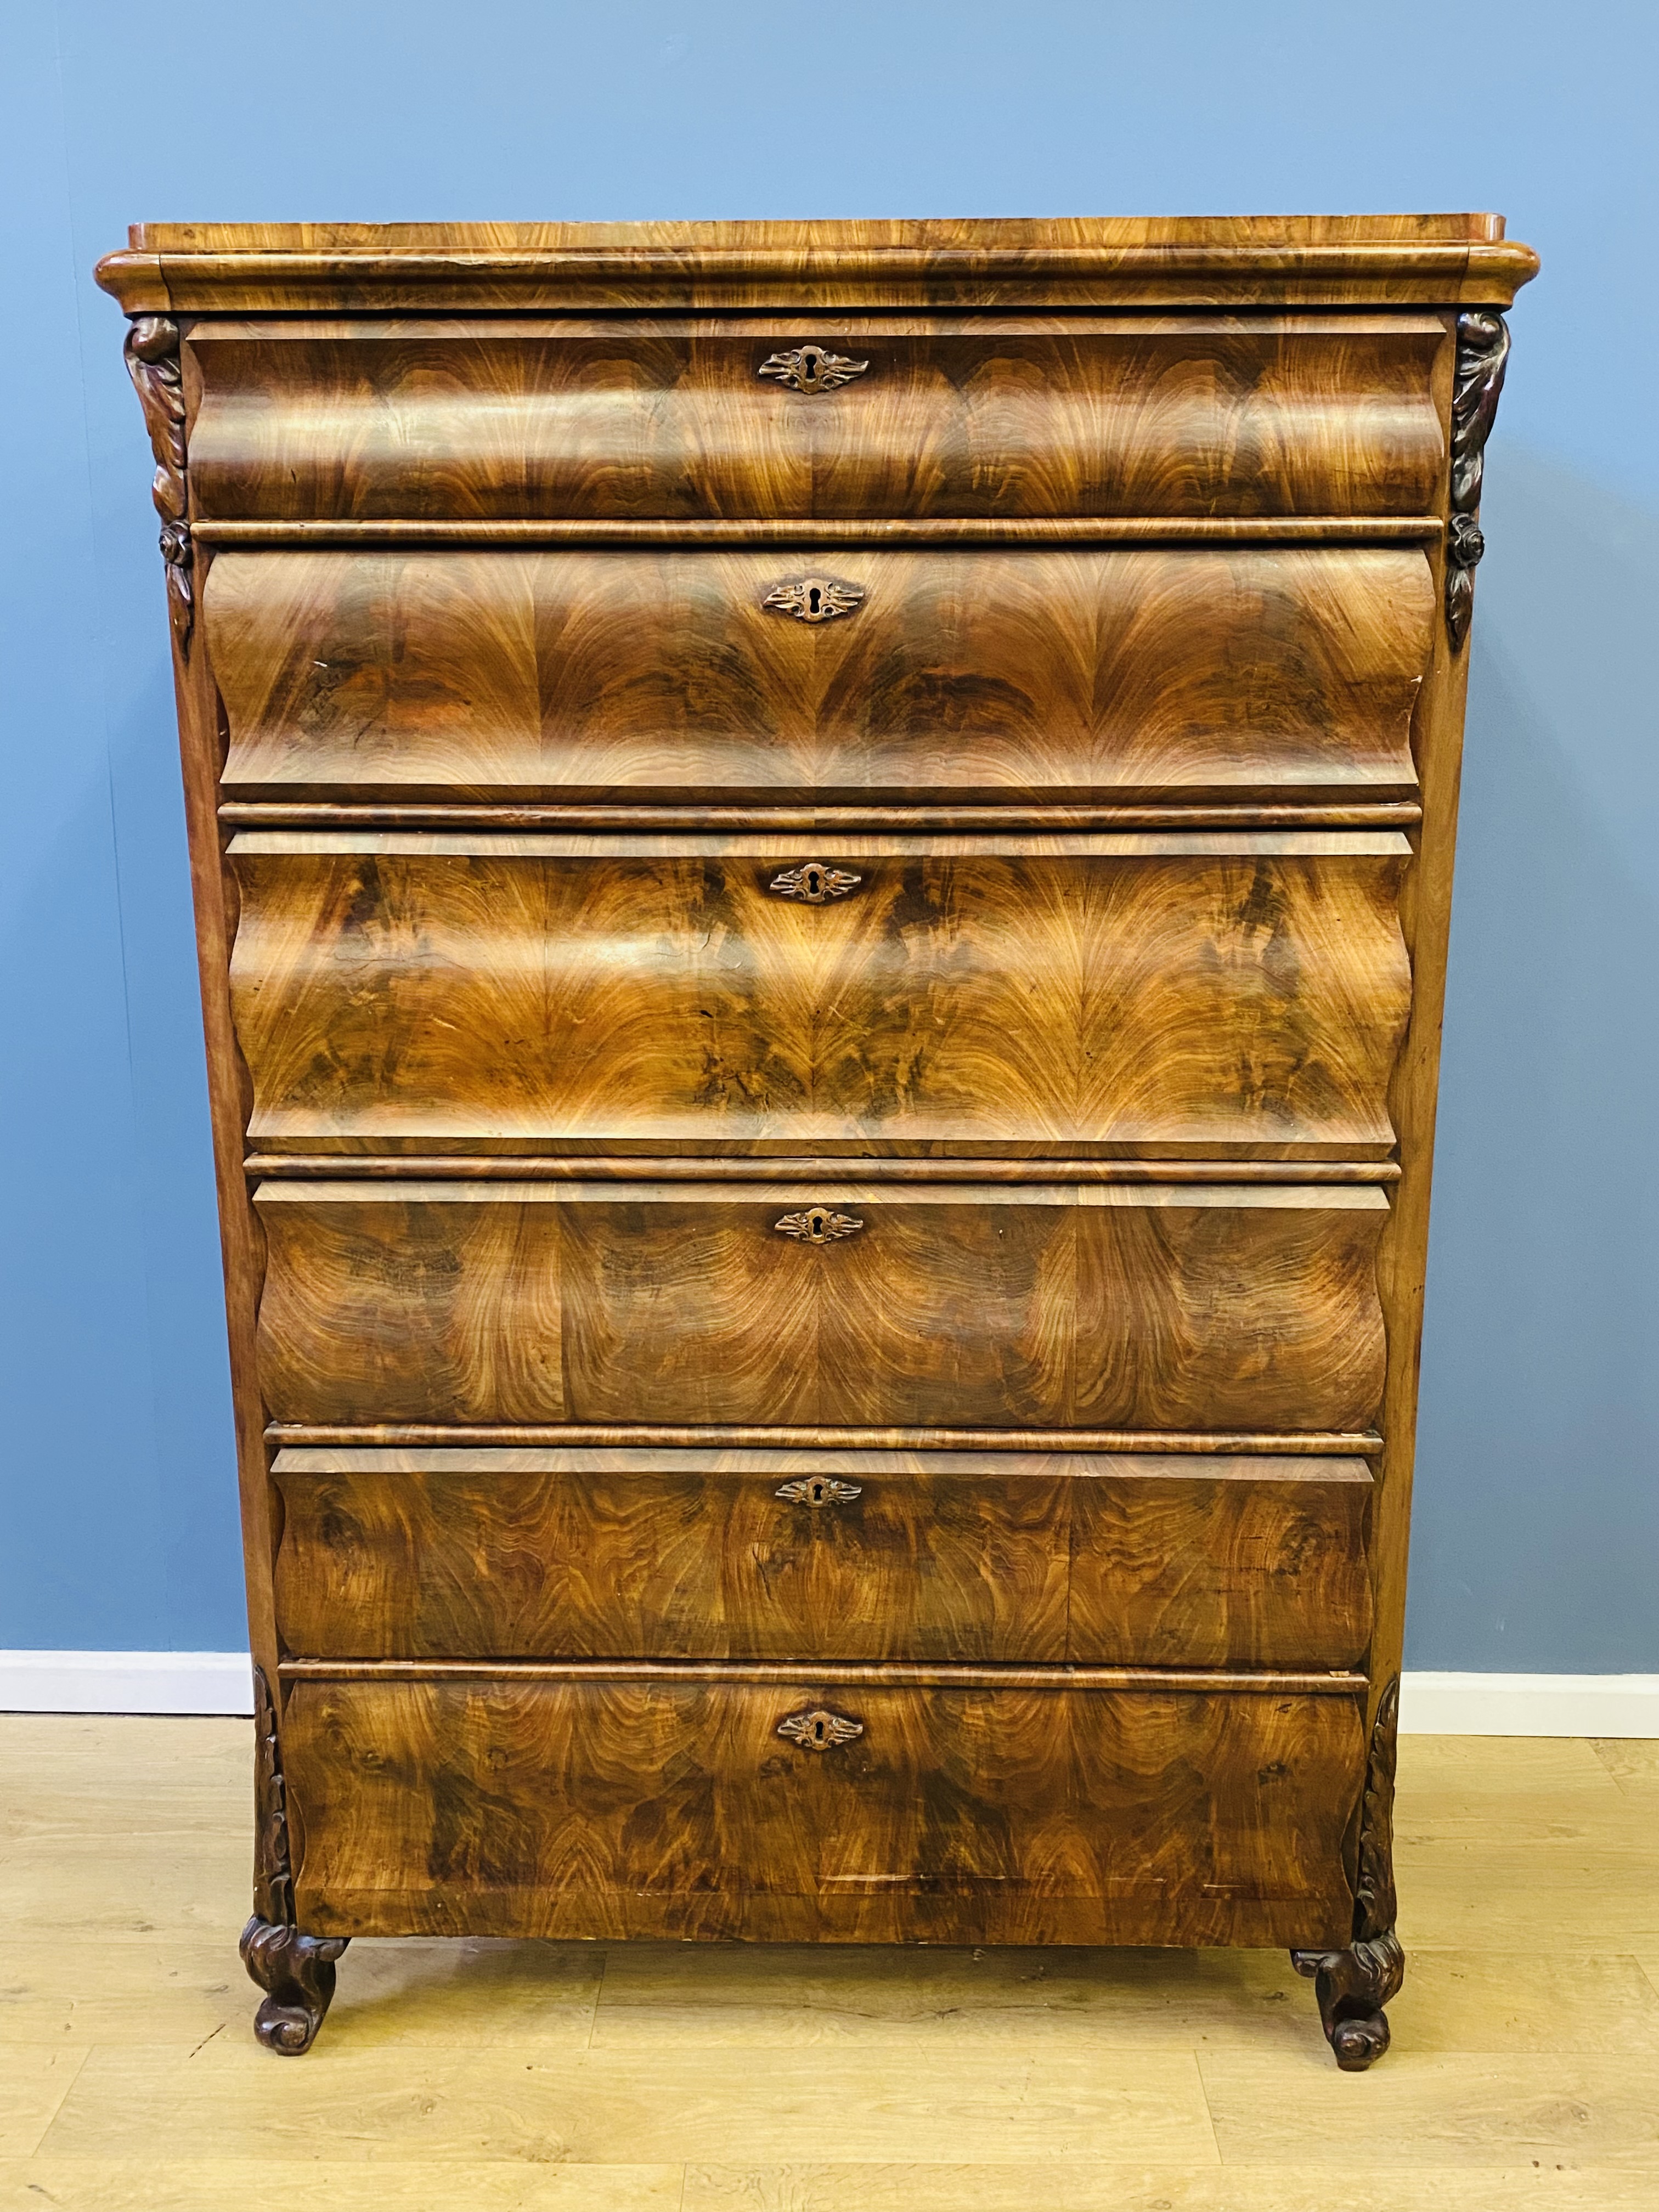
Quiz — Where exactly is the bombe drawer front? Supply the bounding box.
[281,1673,1364,1949]
[271,1446,1374,1669]
[207,545,1431,808]
[229,835,1412,1158]
[184,315,1446,522]
[253,1180,1389,1434]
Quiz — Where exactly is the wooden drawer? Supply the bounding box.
[229,833,1412,1158]
[270,1446,1374,1668]
[184,314,1446,522]
[208,546,1431,808]
[253,1179,1388,1432]
[280,1672,1363,1946]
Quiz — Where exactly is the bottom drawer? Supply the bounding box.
[283,1673,1363,1948]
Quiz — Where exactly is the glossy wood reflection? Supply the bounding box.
[281,1677,1363,1947]
[252,1181,1390,1432]
[207,546,1432,806]
[183,316,1447,522]
[269,1447,1374,1668]
[228,839,1412,1156]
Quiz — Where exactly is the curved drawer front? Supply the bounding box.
[283,1675,1363,1947]
[271,1446,1374,1668]
[186,315,1445,521]
[253,1180,1389,1432]
[209,546,1431,806]
[229,835,1411,1156]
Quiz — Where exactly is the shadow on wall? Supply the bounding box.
[1409,448,1659,1673]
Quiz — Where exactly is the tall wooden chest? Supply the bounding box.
[97,215,1536,2063]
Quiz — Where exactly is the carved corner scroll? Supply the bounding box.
[775,1206,865,1244]
[123,314,194,658]
[776,1475,863,1506]
[777,1708,864,1751]
[769,862,863,904]
[758,345,869,394]
[243,1663,349,2054]
[251,1662,293,1928]
[1291,1676,1404,2070]
[1445,312,1510,651]
[763,577,866,624]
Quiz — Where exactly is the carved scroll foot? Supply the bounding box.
[1291,1929,1405,2070]
[240,1915,349,2054]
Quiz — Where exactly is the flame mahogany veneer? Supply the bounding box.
[98,213,1536,2063]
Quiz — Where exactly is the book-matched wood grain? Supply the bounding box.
[227,838,1412,1156]
[206,545,1431,808]
[251,1181,1389,1432]
[178,317,1447,524]
[269,1446,1373,1668]
[280,1676,1363,1948]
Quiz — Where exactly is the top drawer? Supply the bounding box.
[183,315,1448,523]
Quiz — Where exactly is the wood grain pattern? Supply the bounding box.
[206,546,1431,807]
[227,837,1412,1158]
[179,317,1448,523]
[97,215,1534,2036]
[280,1677,1364,1947]
[268,1447,1373,1668]
[252,1181,1389,1432]
[93,212,1540,313]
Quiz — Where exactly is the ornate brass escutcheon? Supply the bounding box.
[775,1476,863,1506]
[777,1708,864,1751]
[762,576,865,624]
[769,861,863,904]
[757,345,870,394]
[774,1206,864,1244]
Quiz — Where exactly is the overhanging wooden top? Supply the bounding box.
[95,215,1539,314]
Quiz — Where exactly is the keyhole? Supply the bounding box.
[802,348,822,381]
[810,1717,828,1745]
[806,1208,830,1239]
[808,1478,829,1504]
[806,586,823,616]
[802,864,825,898]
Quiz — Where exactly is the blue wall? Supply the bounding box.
[4,1,1654,1663]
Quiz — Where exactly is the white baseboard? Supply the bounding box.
[1,1654,1656,1732]
[0,1650,253,1716]
[1398,1671,1659,1737]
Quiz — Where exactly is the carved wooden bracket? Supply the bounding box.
[244,1663,349,2053]
[775,1206,865,1244]
[777,1708,864,1751]
[776,1475,863,1506]
[1291,1675,1403,2069]
[1445,312,1510,650]
[769,862,864,903]
[251,1662,294,1927]
[123,314,195,658]
[758,345,870,394]
[763,577,866,624]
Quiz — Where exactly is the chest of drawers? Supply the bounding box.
[98,215,1536,2067]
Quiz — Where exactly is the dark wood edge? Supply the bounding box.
[278,1656,1369,1693]
[244,1155,1401,1184]
[219,803,1425,831]
[193,516,1444,548]
[264,1421,1385,1454]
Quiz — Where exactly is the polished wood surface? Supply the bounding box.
[178,317,1447,523]
[253,1181,1388,1431]
[207,546,1431,806]
[280,1678,1363,1947]
[94,212,1541,311]
[228,837,1412,1155]
[103,212,1534,2056]
[269,1447,1373,1667]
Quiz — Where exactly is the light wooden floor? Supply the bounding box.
[2,1719,1657,2209]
